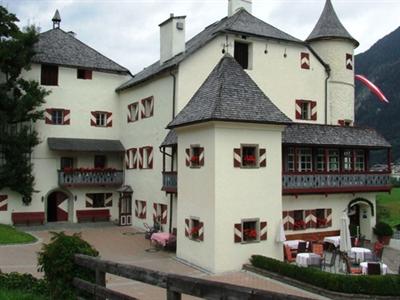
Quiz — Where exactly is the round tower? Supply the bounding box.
[306,0,359,126]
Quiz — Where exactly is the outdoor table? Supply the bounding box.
[296,253,321,267]
[151,232,174,247]
[360,262,388,275]
[323,236,340,248]
[284,239,305,250]
[350,247,372,263]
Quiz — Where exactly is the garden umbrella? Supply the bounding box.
[276,219,286,243]
[340,212,352,253]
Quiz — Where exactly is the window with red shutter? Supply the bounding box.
[41,64,58,86]
[77,69,92,80]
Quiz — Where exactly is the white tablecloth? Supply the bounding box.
[350,247,371,262]
[360,262,388,275]
[296,253,321,267]
[323,236,340,247]
[284,240,305,250]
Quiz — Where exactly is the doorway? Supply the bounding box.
[47,191,69,222]
[119,194,132,226]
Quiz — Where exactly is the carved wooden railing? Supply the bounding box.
[282,172,391,194]
[58,169,123,187]
[162,171,177,193]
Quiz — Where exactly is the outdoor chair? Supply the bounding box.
[297,241,307,253]
[307,241,313,253]
[321,250,337,272]
[312,243,324,257]
[284,244,295,263]
[367,262,381,275]
[343,254,362,275]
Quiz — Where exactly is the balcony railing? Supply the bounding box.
[58,169,124,187]
[282,172,391,194]
[162,172,177,193]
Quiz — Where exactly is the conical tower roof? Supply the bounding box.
[167,54,291,129]
[52,10,61,22]
[307,0,359,47]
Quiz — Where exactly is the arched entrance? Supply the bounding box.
[347,198,375,240]
[47,191,70,222]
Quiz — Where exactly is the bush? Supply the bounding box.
[373,221,394,237]
[37,232,99,300]
[250,255,400,296]
[0,272,48,297]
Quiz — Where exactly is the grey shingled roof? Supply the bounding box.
[161,130,178,147]
[167,54,291,128]
[307,0,359,47]
[283,124,390,148]
[32,28,130,74]
[117,9,301,91]
[48,138,125,152]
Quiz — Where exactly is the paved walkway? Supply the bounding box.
[0,224,325,299]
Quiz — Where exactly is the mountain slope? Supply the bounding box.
[355,26,400,162]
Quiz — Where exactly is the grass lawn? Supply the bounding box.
[0,224,36,245]
[376,187,400,228]
[0,289,46,300]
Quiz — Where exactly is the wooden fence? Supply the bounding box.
[74,254,310,300]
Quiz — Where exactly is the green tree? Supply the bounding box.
[0,6,49,202]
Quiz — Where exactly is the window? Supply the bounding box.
[128,102,139,122]
[154,203,167,224]
[295,100,316,121]
[94,155,106,169]
[242,145,258,167]
[86,193,112,208]
[190,146,203,168]
[346,54,353,70]
[316,149,325,172]
[190,218,201,241]
[293,210,305,230]
[135,200,146,219]
[52,109,64,125]
[77,69,92,80]
[41,64,58,86]
[96,112,107,127]
[301,52,310,69]
[328,149,339,172]
[60,157,74,170]
[93,194,105,208]
[343,150,353,171]
[298,148,312,172]
[141,97,154,119]
[301,102,310,120]
[355,150,365,171]
[316,209,327,228]
[234,41,250,69]
[91,111,111,127]
[140,147,153,169]
[286,148,295,172]
[242,219,259,242]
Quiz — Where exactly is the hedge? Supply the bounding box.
[0,272,48,297]
[250,255,400,296]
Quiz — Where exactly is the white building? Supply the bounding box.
[0,0,392,273]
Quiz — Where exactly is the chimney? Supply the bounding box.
[228,0,252,16]
[159,13,186,64]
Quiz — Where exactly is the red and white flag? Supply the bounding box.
[355,74,389,103]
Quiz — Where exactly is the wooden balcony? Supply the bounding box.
[282,172,391,195]
[58,169,124,187]
[162,172,177,193]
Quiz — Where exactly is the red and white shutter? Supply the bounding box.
[105,193,113,207]
[149,97,154,117]
[326,208,332,227]
[233,148,241,168]
[260,221,267,241]
[185,148,190,167]
[90,111,97,126]
[310,101,317,121]
[346,54,353,70]
[199,147,205,166]
[147,147,153,169]
[259,148,266,167]
[185,219,190,237]
[140,201,147,219]
[160,204,167,224]
[0,195,8,211]
[295,100,302,120]
[45,108,53,124]
[135,200,139,217]
[85,194,94,207]
[132,149,138,169]
[127,103,138,123]
[125,151,130,169]
[305,209,316,228]
[234,223,242,243]
[138,148,143,169]
[106,112,112,127]
[198,222,204,241]
[63,109,70,125]
[56,194,68,221]
[283,211,294,230]
[301,52,310,69]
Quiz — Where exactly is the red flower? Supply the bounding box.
[243,155,256,164]
[294,220,306,230]
[317,218,327,227]
[190,155,200,164]
[243,228,257,239]
[191,226,199,236]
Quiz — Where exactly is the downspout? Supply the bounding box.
[170,69,177,119]
[324,66,331,125]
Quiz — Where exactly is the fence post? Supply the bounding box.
[96,269,106,300]
[166,289,181,300]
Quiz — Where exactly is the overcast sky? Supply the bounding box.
[2,0,400,74]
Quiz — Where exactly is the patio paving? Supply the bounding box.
[0,224,326,299]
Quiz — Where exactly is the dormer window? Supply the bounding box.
[41,64,58,86]
[234,41,251,69]
[77,69,92,80]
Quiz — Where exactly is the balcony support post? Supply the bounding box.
[387,148,392,172]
